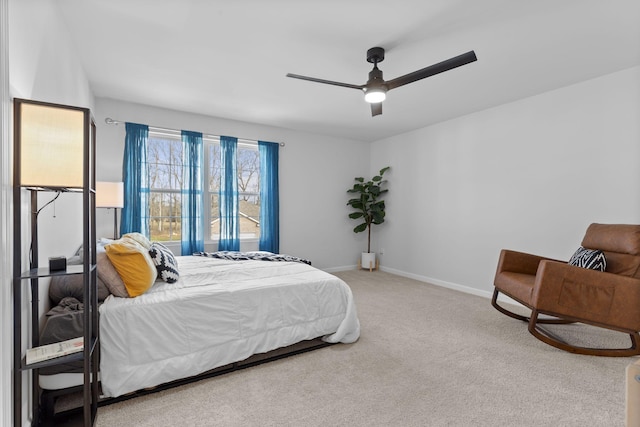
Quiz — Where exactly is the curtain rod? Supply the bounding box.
[104,117,285,147]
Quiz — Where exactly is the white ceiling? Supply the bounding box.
[55,0,640,142]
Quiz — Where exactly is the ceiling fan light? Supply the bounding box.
[364,88,386,103]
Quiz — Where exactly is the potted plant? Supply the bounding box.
[347,166,390,270]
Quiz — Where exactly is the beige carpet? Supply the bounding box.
[93,270,636,426]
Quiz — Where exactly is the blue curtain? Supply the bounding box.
[121,122,149,237]
[218,136,239,251]
[258,141,279,253]
[181,130,204,255]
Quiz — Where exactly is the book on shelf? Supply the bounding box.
[26,336,84,365]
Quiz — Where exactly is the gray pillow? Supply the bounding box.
[97,250,130,298]
[49,274,110,304]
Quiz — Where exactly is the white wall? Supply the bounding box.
[6,0,94,424]
[371,66,640,297]
[94,97,369,270]
[0,1,10,426]
[9,0,95,263]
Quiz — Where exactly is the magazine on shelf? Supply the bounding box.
[25,336,84,365]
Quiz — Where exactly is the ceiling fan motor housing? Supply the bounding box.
[364,64,387,104]
[365,48,387,99]
[367,66,384,84]
[366,67,386,91]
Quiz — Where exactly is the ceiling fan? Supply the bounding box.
[286,47,477,117]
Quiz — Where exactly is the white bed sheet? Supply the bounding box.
[99,256,360,397]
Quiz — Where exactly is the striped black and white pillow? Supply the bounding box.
[149,242,180,283]
[568,246,606,271]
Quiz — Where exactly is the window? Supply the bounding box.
[148,130,182,242]
[147,130,260,242]
[208,140,260,241]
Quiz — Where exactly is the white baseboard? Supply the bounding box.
[324,264,525,308]
[323,265,358,273]
[379,266,493,299]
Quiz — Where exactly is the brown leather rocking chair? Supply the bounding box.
[492,223,640,356]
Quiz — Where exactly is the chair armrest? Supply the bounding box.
[496,249,563,276]
[531,260,640,331]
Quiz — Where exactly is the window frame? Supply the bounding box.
[146,129,261,244]
[205,137,261,243]
[147,128,184,243]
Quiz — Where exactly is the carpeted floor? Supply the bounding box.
[89,270,635,426]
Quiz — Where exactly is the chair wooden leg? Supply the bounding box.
[491,289,573,324]
[491,289,530,322]
[528,309,640,357]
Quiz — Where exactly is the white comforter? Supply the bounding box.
[99,256,360,397]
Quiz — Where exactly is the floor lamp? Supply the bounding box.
[14,98,95,426]
[96,181,124,239]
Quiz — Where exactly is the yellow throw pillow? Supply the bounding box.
[105,239,157,297]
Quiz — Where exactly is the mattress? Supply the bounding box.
[98,255,360,397]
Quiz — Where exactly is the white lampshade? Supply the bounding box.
[96,182,124,208]
[18,101,86,188]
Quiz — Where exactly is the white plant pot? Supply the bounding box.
[361,252,377,271]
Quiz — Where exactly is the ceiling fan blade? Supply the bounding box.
[371,102,382,117]
[286,73,363,90]
[386,51,477,90]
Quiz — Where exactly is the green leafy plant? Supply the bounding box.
[347,167,390,253]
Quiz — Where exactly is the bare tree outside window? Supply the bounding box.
[209,143,261,240]
[148,134,183,241]
[237,148,259,200]
[237,146,260,239]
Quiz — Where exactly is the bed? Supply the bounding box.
[38,239,360,401]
